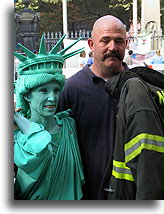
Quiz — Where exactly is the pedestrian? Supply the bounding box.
[87,51,94,66]
[150,49,164,64]
[79,50,88,68]
[105,67,164,199]
[57,15,128,199]
[124,49,133,65]
[14,35,84,200]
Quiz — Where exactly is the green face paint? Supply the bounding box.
[14,34,84,117]
[27,80,60,120]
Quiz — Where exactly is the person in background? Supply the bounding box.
[14,35,84,200]
[79,50,88,68]
[124,49,133,65]
[87,51,94,66]
[57,15,128,199]
[150,49,164,64]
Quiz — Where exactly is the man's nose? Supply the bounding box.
[108,40,117,51]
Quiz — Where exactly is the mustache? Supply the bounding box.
[103,51,122,61]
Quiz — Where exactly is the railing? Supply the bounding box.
[44,30,92,52]
[44,31,164,52]
[150,35,164,50]
[126,35,164,50]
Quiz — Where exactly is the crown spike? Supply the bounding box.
[14,51,28,62]
[59,37,83,55]
[49,34,66,55]
[39,35,47,54]
[14,34,84,75]
[63,47,85,60]
[18,43,36,59]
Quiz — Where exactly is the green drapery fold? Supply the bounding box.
[14,110,84,200]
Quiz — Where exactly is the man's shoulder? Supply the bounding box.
[65,66,90,85]
[68,69,84,78]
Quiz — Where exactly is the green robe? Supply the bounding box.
[14,110,84,200]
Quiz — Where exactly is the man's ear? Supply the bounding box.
[88,38,94,52]
[125,39,128,47]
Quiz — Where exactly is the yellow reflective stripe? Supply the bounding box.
[125,133,164,163]
[112,160,134,182]
[113,160,128,169]
[157,91,164,104]
[125,133,164,151]
[112,170,134,181]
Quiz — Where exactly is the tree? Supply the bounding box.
[15,0,163,34]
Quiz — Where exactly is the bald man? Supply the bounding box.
[58,15,128,200]
[88,15,127,78]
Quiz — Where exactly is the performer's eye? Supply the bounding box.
[40,88,47,93]
[54,88,60,93]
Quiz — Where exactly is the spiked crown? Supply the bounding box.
[14,34,84,75]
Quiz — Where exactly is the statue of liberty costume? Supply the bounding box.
[14,35,85,200]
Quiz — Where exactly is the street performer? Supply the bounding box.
[14,35,85,200]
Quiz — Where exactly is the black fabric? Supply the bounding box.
[105,71,139,99]
[105,68,164,136]
[105,70,164,199]
[14,163,18,175]
[105,66,164,99]
[129,66,164,89]
[57,65,118,199]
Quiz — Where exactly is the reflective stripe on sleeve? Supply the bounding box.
[125,133,164,163]
[112,160,134,181]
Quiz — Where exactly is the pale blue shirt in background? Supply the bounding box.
[150,55,164,64]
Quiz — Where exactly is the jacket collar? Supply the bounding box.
[105,70,139,99]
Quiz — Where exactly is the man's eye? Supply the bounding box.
[102,39,109,44]
[116,39,124,44]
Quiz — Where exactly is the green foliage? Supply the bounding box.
[15,0,164,34]
[109,0,132,11]
[15,0,71,10]
[42,0,72,3]
[42,0,59,3]
[15,0,39,11]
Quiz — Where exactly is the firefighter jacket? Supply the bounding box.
[105,68,164,200]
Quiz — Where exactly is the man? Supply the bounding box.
[87,51,94,66]
[58,15,128,199]
[124,49,133,65]
[150,49,164,64]
[79,50,88,68]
